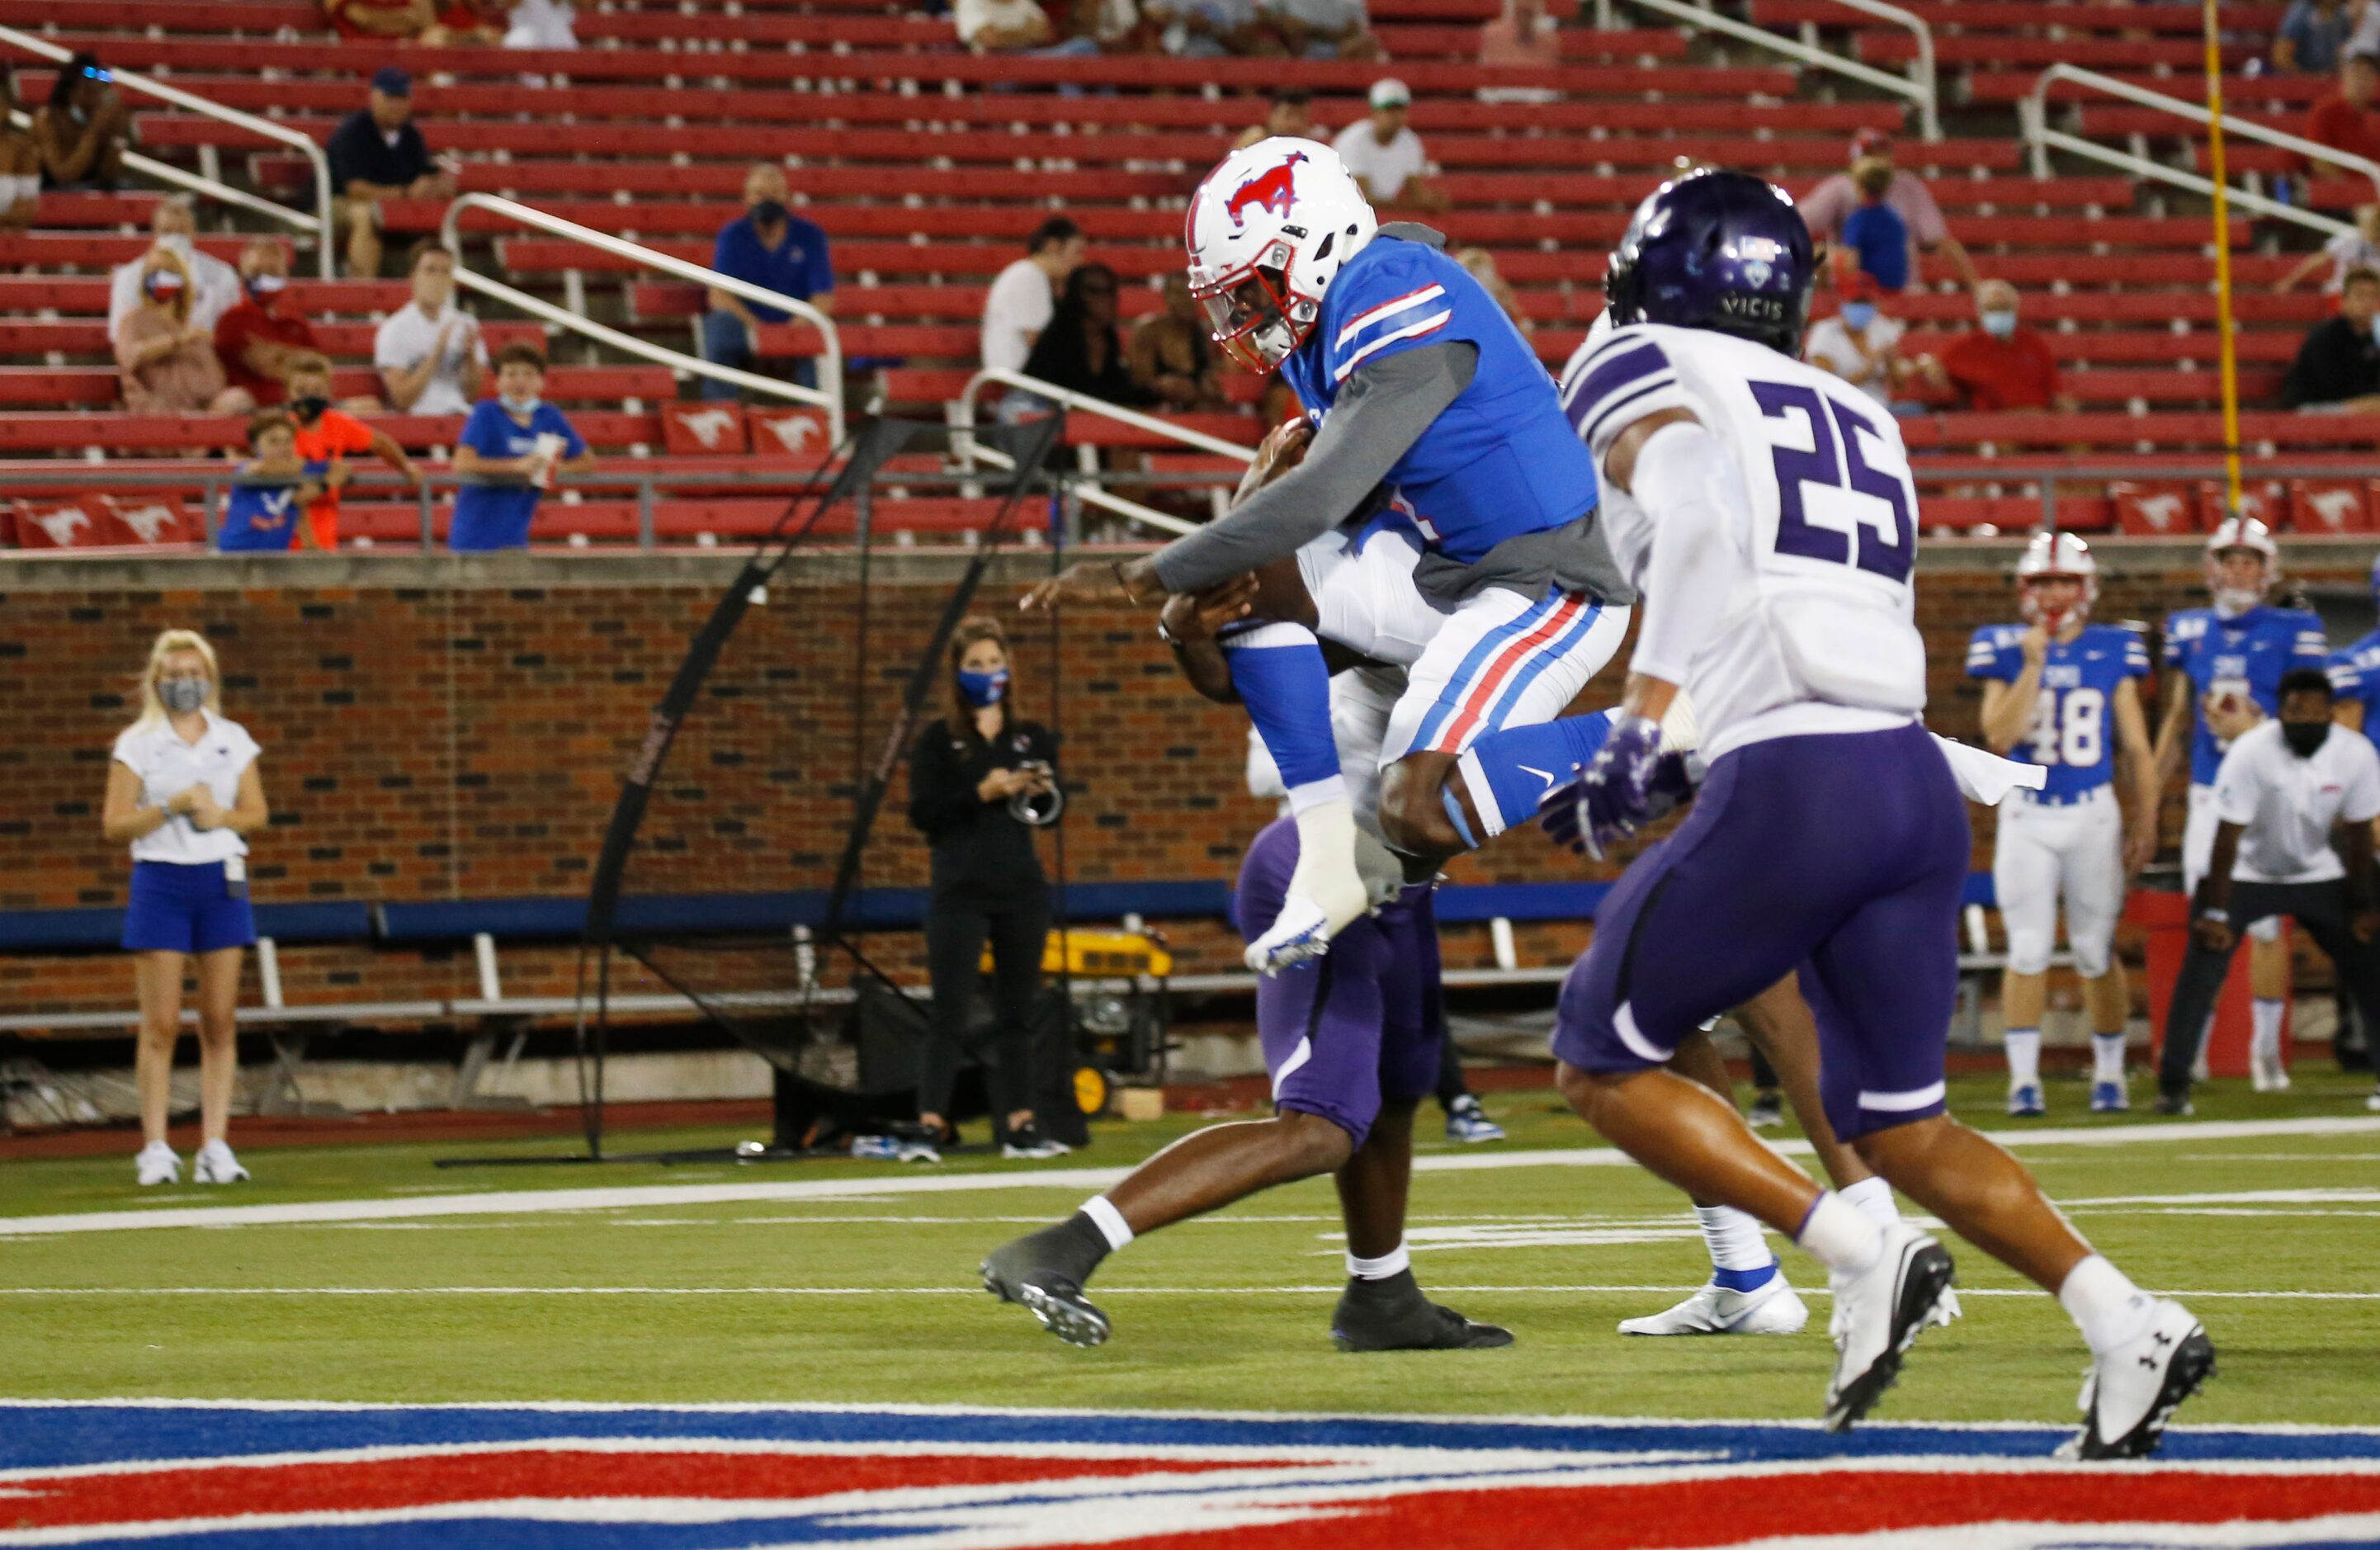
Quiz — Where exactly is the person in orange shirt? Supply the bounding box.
[282,353,419,549]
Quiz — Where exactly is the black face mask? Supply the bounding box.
[749,200,787,227]
[290,395,328,423]
[2283,720,2332,758]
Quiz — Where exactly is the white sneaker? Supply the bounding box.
[1618,1273,1807,1336]
[2057,1297,2215,1460]
[2250,1051,2291,1092]
[193,1140,250,1184]
[135,1141,180,1187]
[1823,1222,1956,1432]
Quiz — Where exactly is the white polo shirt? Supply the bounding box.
[2212,719,2380,883]
[374,300,488,417]
[981,257,1053,376]
[1332,120,1427,202]
[111,710,261,866]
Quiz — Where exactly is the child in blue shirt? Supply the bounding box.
[1839,160,1911,292]
[449,342,594,551]
[216,409,330,552]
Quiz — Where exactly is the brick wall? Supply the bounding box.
[1,547,2367,1016]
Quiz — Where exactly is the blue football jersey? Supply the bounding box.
[1278,232,1598,565]
[2162,604,2332,786]
[1964,623,2150,799]
[215,462,327,553]
[2328,626,2380,754]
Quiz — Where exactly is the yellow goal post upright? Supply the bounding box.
[2204,0,2246,521]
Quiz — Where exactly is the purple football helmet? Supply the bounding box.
[1602,168,1815,356]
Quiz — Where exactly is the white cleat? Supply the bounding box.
[2250,1052,2291,1093]
[1244,888,1367,975]
[192,1140,250,1184]
[2057,1297,2215,1460]
[1824,1222,1956,1432]
[135,1141,180,1187]
[1618,1274,1808,1336]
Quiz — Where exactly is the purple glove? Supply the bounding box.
[1540,712,1664,860]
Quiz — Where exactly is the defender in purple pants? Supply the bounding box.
[980,817,1512,1352]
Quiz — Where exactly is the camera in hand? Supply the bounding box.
[1008,759,1063,826]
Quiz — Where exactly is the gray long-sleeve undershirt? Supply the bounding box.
[1146,340,1479,597]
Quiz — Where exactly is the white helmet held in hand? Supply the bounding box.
[1185,137,1377,373]
[2205,516,2279,617]
[2014,530,2099,630]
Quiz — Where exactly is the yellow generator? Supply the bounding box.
[981,926,1172,1114]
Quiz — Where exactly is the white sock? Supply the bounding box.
[2058,1252,2155,1355]
[1839,1174,1899,1226]
[1079,1195,1135,1253]
[1694,1204,1773,1273]
[1284,792,1367,924]
[1346,1241,1410,1280]
[2252,998,2284,1061]
[2092,1032,2127,1085]
[2005,1028,2042,1089]
[1794,1191,1883,1278]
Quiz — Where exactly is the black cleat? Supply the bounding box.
[980,1224,1112,1348]
[1330,1270,1514,1352]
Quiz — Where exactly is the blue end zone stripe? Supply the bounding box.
[1410,593,1562,750]
[1483,601,1603,730]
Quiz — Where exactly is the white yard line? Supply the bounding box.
[1,1283,2374,1300]
[2,1116,2375,1239]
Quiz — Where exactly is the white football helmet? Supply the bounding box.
[1185,137,1377,373]
[2205,516,2279,617]
[2014,531,2099,629]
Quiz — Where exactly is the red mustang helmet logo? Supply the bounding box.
[1226,151,1307,229]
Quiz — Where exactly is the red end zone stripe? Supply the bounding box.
[1429,596,1583,753]
[1092,1467,2380,1549]
[8,1449,1296,1529]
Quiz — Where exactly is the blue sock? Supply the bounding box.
[1221,623,1342,798]
[1712,1260,1779,1293]
[1452,711,1616,843]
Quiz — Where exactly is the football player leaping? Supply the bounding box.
[1023,140,1634,975]
[1967,534,2158,1116]
[1544,168,2211,1457]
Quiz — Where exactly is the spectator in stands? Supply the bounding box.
[1259,0,1381,59]
[33,52,130,192]
[1805,272,1916,412]
[1068,0,1159,52]
[219,410,332,552]
[104,627,270,1188]
[422,0,508,44]
[1232,90,1315,152]
[114,249,253,417]
[1129,272,1227,409]
[1799,130,1980,293]
[451,343,594,551]
[1334,79,1449,215]
[213,239,322,409]
[498,0,578,49]
[983,216,1085,392]
[907,616,1068,1160]
[1148,0,1268,57]
[375,240,486,414]
[700,163,835,401]
[1916,280,2074,413]
[1477,0,1560,104]
[954,0,1090,54]
[1022,264,1155,407]
[0,73,42,229]
[1837,158,1912,293]
[326,67,455,279]
[2307,50,2380,177]
[323,0,437,40]
[2278,0,2354,73]
[2279,201,2380,292]
[108,196,241,338]
[284,352,422,548]
[1456,246,1531,334]
[2283,265,2380,412]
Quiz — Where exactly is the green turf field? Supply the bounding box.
[5,1070,2376,1432]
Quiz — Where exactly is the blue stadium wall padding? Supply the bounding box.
[0,901,371,952]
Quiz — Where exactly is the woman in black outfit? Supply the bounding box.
[1021,263,1156,406]
[907,617,1066,1159]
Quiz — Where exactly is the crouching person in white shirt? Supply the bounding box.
[100,630,270,1188]
[2168,667,2380,1113]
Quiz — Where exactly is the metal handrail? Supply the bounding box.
[1609,0,1938,143]
[956,367,1254,537]
[2023,63,2380,206]
[442,192,843,442]
[0,24,336,277]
